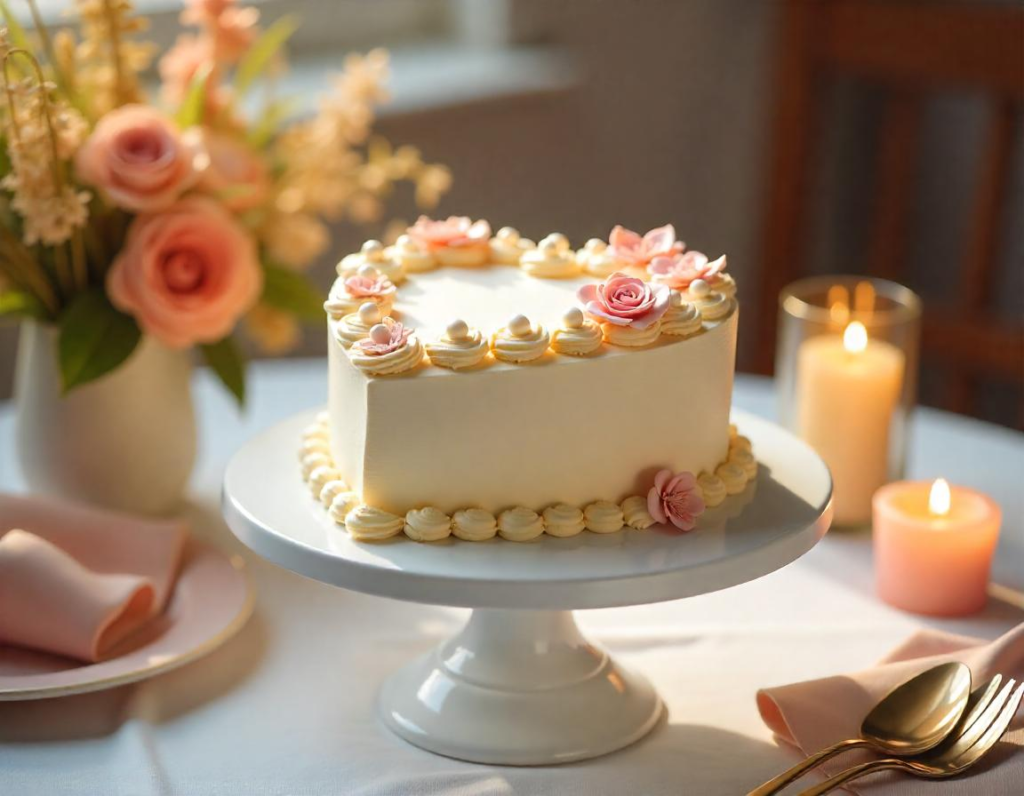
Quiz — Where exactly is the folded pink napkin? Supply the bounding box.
[0,493,187,663]
[757,623,1024,794]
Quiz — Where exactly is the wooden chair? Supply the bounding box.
[753,0,1023,423]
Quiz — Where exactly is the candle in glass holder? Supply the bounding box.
[795,321,905,525]
[874,479,1001,616]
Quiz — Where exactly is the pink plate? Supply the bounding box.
[0,539,253,701]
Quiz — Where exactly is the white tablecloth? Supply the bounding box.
[1,365,1022,796]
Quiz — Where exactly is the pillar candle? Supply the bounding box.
[795,322,904,525]
[874,479,1001,616]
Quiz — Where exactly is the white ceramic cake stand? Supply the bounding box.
[222,409,832,766]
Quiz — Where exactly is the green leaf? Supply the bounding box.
[201,336,246,408]
[248,98,299,148]
[176,62,212,128]
[58,290,141,393]
[0,289,46,320]
[233,15,299,97]
[261,263,324,322]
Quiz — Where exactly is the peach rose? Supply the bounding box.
[185,128,269,211]
[107,197,262,348]
[76,105,204,212]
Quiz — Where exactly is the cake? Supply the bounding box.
[301,217,756,542]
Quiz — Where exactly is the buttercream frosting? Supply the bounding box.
[714,462,749,495]
[325,266,397,318]
[452,508,498,541]
[584,500,625,533]
[489,227,535,265]
[303,421,329,442]
[300,436,331,460]
[309,465,341,498]
[327,490,360,523]
[688,279,733,322]
[521,235,580,278]
[301,452,332,479]
[348,321,424,376]
[551,308,603,356]
[404,507,453,542]
[319,479,351,508]
[621,495,656,529]
[660,291,703,337]
[716,273,737,299]
[424,319,490,370]
[730,434,752,453]
[344,505,406,541]
[338,240,407,284]
[541,504,586,537]
[577,238,620,278]
[728,447,758,480]
[491,315,550,363]
[602,320,662,348]
[388,234,437,273]
[697,472,727,507]
[497,507,545,542]
[334,302,383,348]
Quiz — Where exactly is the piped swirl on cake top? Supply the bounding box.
[327,217,737,376]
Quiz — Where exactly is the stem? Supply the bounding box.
[101,0,126,105]
[70,226,87,289]
[22,0,73,100]
[0,228,59,314]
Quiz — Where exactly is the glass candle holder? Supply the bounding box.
[776,276,921,527]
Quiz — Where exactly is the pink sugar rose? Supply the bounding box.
[648,251,727,290]
[607,224,684,267]
[75,105,204,213]
[647,469,706,532]
[107,197,262,349]
[406,216,491,249]
[344,273,395,299]
[186,128,269,211]
[354,318,412,356]
[577,272,670,330]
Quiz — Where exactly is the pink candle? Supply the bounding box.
[874,479,1001,616]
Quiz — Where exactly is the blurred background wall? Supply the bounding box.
[2,0,1021,424]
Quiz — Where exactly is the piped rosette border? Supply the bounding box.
[300,415,757,543]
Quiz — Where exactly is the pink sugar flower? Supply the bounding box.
[106,197,262,349]
[607,224,684,267]
[647,469,706,531]
[648,251,727,290]
[406,216,491,249]
[577,272,670,330]
[354,318,412,356]
[344,273,395,299]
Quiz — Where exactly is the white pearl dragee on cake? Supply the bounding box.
[660,291,703,337]
[551,307,603,356]
[542,504,587,537]
[424,318,490,370]
[404,507,453,542]
[389,234,437,273]
[491,314,550,363]
[335,302,383,348]
[578,238,620,278]
[451,508,498,541]
[688,279,732,322]
[584,501,625,533]
[621,496,655,529]
[497,507,546,542]
[489,226,536,265]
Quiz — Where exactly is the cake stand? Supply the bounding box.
[222,409,832,766]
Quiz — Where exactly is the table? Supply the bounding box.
[2,364,1022,796]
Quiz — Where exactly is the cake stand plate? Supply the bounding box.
[222,409,832,765]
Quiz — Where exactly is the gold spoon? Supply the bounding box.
[748,661,972,796]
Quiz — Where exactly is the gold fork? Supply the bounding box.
[799,677,1024,795]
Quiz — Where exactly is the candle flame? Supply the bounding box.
[929,478,951,517]
[843,321,868,354]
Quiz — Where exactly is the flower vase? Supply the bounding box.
[14,321,197,516]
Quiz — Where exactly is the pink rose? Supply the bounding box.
[186,128,269,211]
[648,252,727,290]
[107,197,262,348]
[577,272,670,330]
[647,469,705,531]
[607,224,684,267]
[344,273,395,299]
[75,105,204,212]
[406,216,491,250]
[354,318,412,356]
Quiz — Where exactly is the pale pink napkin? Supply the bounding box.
[757,623,1024,794]
[0,493,187,663]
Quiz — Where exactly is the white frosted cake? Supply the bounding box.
[301,218,756,542]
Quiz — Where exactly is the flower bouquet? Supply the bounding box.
[0,0,450,403]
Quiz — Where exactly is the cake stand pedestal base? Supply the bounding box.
[378,608,662,765]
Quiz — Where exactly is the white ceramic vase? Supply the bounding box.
[14,321,197,515]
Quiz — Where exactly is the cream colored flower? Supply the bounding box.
[262,211,329,270]
[245,303,301,354]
